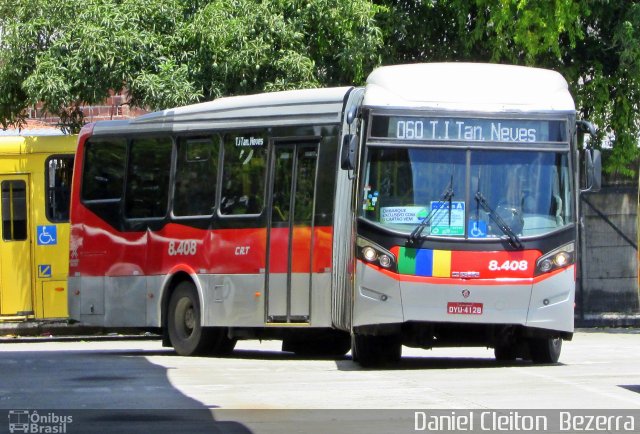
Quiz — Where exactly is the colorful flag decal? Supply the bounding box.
[395,247,451,277]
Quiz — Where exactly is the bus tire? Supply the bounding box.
[529,337,562,364]
[494,344,518,362]
[351,333,402,367]
[168,281,212,356]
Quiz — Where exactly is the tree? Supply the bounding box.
[375,0,640,177]
[0,0,382,133]
[2,0,638,176]
[0,0,198,132]
[179,0,382,98]
[566,1,640,177]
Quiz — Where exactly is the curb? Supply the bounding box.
[0,320,160,342]
[575,313,640,329]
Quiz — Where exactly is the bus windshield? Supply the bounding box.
[360,147,573,239]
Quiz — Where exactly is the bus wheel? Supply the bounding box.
[529,337,562,364]
[494,344,518,362]
[168,281,211,356]
[351,333,402,367]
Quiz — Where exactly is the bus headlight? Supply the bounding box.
[362,246,378,262]
[357,237,396,271]
[554,251,571,267]
[378,254,392,268]
[535,243,574,275]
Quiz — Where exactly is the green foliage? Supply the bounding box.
[375,0,640,178]
[180,0,382,99]
[0,0,382,133]
[566,1,640,177]
[1,0,638,177]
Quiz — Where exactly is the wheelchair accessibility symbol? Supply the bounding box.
[469,220,487,238]
[37,225,57,246]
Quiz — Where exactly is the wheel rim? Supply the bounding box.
[175,297,195,339]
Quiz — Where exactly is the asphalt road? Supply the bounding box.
[0,330,639,433]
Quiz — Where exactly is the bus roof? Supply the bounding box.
[92,87,354,135]
[363,63,575,113]
[0,135,76,155]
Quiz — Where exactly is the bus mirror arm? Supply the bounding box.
[576,120,596,137]
[340,134,358,171]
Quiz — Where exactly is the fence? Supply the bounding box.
[577,184,639,326]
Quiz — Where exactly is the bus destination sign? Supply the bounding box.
[370,115,566,143]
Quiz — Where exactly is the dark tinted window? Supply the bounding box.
[173,137,219,216]
[220,133,267,215]
[293,148,318,224]
[2,180,27,241]
[125,137,173,219]
[82,139,126,201]
[46,156,74,222]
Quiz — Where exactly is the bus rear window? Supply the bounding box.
[82,139,126,201]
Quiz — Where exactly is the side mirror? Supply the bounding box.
[576,120,596,137]
[577,120,601,193]
[340,134,358,171]
[584,149,602,193]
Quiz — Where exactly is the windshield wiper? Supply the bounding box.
[408,176,454,244]
[475,191,523,249]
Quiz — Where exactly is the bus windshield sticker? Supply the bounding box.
[380,206,429,224]
[468,219,488,238]
[430,201,465,236]
[363,186,380,212]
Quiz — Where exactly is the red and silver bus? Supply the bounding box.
[68,63,599,366]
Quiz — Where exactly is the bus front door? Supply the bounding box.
[266,144,319,323]
[0,176,34,317]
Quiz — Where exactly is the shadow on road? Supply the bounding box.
[334,355,561,371]
[110,346,550,371]
[107,346,555,371]
[619,385,640,394]
[0,347,253,433]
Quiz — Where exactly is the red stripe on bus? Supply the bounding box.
[360,260,573,286]
[70,216,333,276]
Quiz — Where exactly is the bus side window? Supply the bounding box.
[46,156,74,222]
[173,137,218,217]
[125,137,173,219]
[220,133,267,216]
[82,139,127,201]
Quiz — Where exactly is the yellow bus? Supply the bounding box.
[0,134,76,321]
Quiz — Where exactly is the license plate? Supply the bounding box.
[447,302,483,315]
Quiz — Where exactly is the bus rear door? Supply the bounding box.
[0,175,33,317]
[266,143,319,323]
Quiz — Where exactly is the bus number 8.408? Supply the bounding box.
[396,120,424,139]
[168,240,197,256]
[488,259,528,271]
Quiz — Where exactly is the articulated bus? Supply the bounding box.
[68,63,599,365]
[0,135,75,321]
